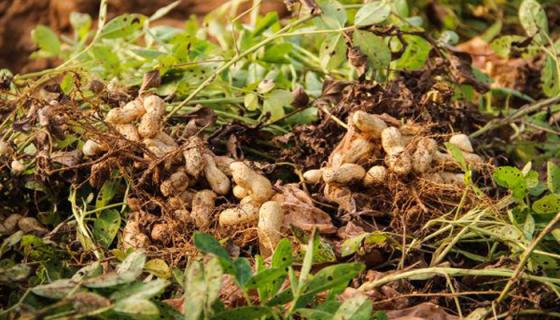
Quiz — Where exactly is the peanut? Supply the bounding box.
[218,200,260,226]
[258,201,284,256]
[449,134,473,153]
[351,111,387,137]
[230,162,273,204]
[303,169,323,184]
[323,163,366,184]
[363,165,387,186]
[160,170,190,197]
[192,190,217,229]
[203,154,231,195]
[381,127,404,155]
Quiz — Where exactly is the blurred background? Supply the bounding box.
[0,0,286,73]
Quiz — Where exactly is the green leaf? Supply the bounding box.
[533,194,560,214]
[341,234,368,257]
[263,90,292,122]
[70,12,92,40]
[352,30,391,71]
[260,239,292,298]
[302,263,365,296]
[523,212,535,240]
[193,232,231,262]
[96,180,119,210]
[548,161,560,193]
[354,1,391,26]
[31,25,61,57]
[211,306,273,320]
[542,56,560,98]
[333,294,373,320]
[299,230,319,289]
[445,143,467,172]
[317,0,347,29]
[244,93,259,111]
[254,12,280,36]
[493,166,528,199]
[296,308,334,319]
[245,267,287,290]
[235,258,253,288]
[394,35,432,71]
[491,35,525,58]
[320,33,346,71]
[113,298,160,318]
[110,279,169,301]
[100,14,146,39]
[263,43,293,63]
[144,259,171,279]
[93,209,120,248]
[519,0,548,44]
[60,74,74,95]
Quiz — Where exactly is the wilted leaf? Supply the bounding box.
[32,279,78,299]
[111,279,169,301]
[0,264,31,283]
[519,0,548,44]
[113,298,160,317]
[70,292,111,313]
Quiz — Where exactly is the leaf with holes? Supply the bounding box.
[394,35,432,71]
[93,209,120,248]
[352,30,391,70]
[320,34,346,71]
[493,166,528,199]
[532,194,560,214]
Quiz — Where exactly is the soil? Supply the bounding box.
[0,0,286,73]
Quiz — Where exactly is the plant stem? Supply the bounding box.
[358,266,560,292]
[165,14,316,120]
[470,95,560,138]
[495,211,560,303]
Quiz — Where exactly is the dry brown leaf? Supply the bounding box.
[385,303,459,320]
[273,183,336,234]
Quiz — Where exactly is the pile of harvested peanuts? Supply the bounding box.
[302,110,483,211]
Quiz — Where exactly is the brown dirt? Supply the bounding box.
[0,0,286,73]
